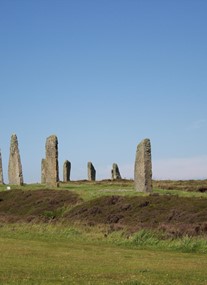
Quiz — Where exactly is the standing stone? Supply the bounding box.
[0,150,4,184]
[8,134,23,185]
[111,163,122,180]
[111,169,114,180]
[41,158,46,184]
[134,138,152,193]
[63,160,71,182]
[45,135,59,186]
[87,162,96,181]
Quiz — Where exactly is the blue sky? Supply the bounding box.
[0,0,207,183]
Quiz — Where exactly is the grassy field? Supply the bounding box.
[0,180,206,284]
[0,224,207,285]
[1,179,207,201]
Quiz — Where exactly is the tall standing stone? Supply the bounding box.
[0,150,4,184]
[63,160,71,182]
[111,163,122,180]
[134,138,152,193]
[8,134,24,185]
[87,162,96,181]
[41,158,46,184]
[45,135,59,186]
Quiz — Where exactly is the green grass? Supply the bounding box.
[1,224,207,254]
[0,180,207,284]
[124,229,207,253]
[1,180,207,202]
[60,181,207,201]
[59,181,207,201]
[60,180,139,201]
[0,224,207,285]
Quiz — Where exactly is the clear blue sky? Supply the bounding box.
[1,0,207,183]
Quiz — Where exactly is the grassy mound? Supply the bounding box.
[0,182,206,237]
[0,189,81,222]
[66,194,207,237]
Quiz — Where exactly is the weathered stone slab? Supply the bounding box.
[8,134,23,185]
[134,138,152,192]
[63,160,71,182]
[0,149,4,184]
[45,135,59,187]
[41,158,46,184]
[111,163,122,180]
[87,162,96,181]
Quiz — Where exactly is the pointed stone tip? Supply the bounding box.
[46,135,58,145]
[141,138,151,143]
[10,134,18,146]
[64,160,70,167]
[88,162,93,168]
[11,133,17,139]
[46,134,58,141]
[137,138,151,148]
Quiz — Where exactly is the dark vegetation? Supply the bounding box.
[0,180,207,238]
[66,194,207,237]
[153,179,207,192]
[0,189,81,222]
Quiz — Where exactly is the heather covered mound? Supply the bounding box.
[66,194,207,237]
[0,189,81,222]
[0,184,206,237]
